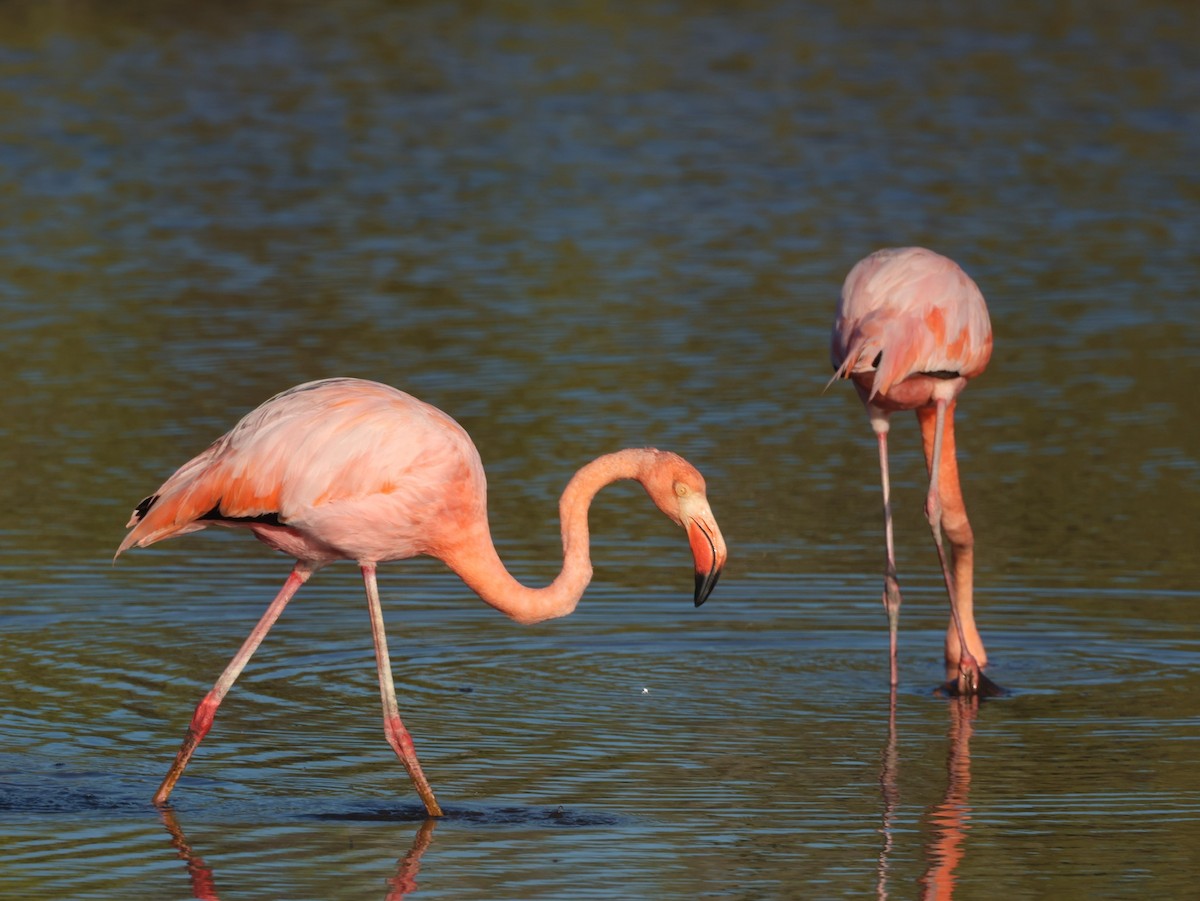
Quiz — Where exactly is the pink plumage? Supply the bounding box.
[830,246,992,403]
[119,380,485,564]
[118,377,727,814]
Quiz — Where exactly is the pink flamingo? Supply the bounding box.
[116,378,728,816]
[828,247,999,697]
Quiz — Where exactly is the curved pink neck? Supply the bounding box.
[439,449,653,625]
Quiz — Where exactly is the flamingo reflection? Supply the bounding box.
[875,692,979,900]
[875,688,900,899]
[920,695,978,899]
[158,808,438,900]
[385,817,437,900]
[160,808,220,901]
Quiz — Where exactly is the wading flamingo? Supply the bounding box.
[827,247,999,697]
[116,377,727,815]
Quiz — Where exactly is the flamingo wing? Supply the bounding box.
[829,247,992,400]
[116,379,485,562]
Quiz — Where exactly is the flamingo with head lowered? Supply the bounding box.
[828,247,1000,697]
[117,377,728,816]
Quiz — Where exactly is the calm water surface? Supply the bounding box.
[1,1,1198,898]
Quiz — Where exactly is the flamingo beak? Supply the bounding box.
[687,513,726,607]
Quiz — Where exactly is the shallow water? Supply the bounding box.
[2,1,1198,898]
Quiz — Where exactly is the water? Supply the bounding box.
[2,1,1198,897]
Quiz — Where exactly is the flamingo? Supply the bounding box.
[116,377,728,816]
[827,247,999,697]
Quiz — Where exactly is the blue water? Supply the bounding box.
[2,1,1198,898]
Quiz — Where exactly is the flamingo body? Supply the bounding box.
[831,246,992,407]
[828,247,998,696]
[118,378,727,814]
[119,380,485,565]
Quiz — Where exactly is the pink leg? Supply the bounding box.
[362,564,444,817]
[923,400,986,696]
[870,410,903,687]
[153,562,315,805]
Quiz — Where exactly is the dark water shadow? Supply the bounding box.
[161,807,438,901]
[0,767,154,816]
[0,760,623,830]
[876,689,982,900]
[310,802,625,828]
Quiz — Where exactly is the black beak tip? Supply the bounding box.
[693,568,722,607]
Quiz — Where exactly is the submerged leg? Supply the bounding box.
[870,409,903,687]
[919,400,997,697]
[153,561,316,805]
[361,563,444,817]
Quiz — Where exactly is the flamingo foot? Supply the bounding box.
[938,653,1006,699]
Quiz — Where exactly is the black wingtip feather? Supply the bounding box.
[132,494,159,523]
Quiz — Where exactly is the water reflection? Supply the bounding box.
[160,808,438,900]
[919,697,978,900]
[877,692,980,900]
[875,690,900,899]
[1,0,1199,895]
[161,809,219,901]
[384,818,437,901]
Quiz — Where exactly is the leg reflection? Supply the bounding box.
[876,685,900,900]
[160,807,220,901]
[158,809,438,901]
[920,695,978,900]
[385,817,438,900]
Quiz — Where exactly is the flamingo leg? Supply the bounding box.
[153,561,315,805]
[870,410,903,687]
[361,564,444,817]
[922,399,990,697]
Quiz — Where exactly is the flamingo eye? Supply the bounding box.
[674,482,689,498]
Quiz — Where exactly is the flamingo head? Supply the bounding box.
[639,451,728,607]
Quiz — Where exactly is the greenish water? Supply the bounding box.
[1,1,1197,898]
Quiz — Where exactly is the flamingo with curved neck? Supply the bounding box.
[116,377,727,816]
